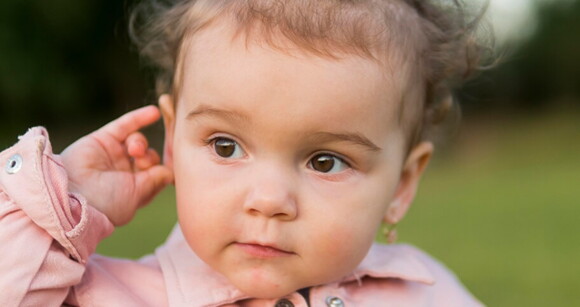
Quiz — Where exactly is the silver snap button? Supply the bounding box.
[275,298,294,307]
[326,296,344,307]
[5,154,23,174]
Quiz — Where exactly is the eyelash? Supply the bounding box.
[203,135,354,174]
[307,152,352,173]
[204,136,246,160]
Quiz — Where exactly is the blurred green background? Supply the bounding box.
[1,0,579,306]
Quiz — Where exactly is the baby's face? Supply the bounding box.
[162,22,430,298]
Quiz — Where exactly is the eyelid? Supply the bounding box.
[204,134,248,159]
[308,151,353,168]
[204,133,241,146]
[306,152,355,179]
[308,153,355,182]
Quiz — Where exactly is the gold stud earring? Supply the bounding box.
[383,223,398,244]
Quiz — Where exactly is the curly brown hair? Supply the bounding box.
[129,0,492,146]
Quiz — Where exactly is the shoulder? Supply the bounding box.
[347,243,484,306]
[72,254,168,307]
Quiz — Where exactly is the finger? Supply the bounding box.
[133,148,161,170]
[99,105,161,142]
[126,132,149,157]
[134,165,174,207]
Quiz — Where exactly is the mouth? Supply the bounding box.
[234,242,295,258]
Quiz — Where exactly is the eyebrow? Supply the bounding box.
[186,106,380,152]
[186,106,250,124]
[310,131,381,152]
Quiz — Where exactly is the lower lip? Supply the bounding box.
[235,243,294,258]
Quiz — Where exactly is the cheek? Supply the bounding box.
[304,174,395,266]
[173,151,241,246]
[307,192,386,263]
[308,217,378,281]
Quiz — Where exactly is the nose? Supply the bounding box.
[242,166,298,221]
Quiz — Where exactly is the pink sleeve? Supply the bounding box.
[0,127,114,306]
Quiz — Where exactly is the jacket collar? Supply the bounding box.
[156,225,435,306]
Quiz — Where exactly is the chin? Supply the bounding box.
[233,277,298,299]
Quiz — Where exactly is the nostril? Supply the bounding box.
[244,197,298,220]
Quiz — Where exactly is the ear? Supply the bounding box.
[159,94,176,169]
[384,142,433,224]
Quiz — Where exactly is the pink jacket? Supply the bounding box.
[0,128,483,307]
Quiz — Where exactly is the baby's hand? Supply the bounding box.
[61,106,173,226]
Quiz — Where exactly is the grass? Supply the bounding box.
[94,109,579,306]
[397,110,580,306]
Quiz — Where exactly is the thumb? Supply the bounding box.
[134,165,174,207]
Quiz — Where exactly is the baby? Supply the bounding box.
[0,0,487,306]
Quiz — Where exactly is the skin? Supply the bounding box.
[158,22,434,298]
[61,106,173,226]
[60,19,432,301]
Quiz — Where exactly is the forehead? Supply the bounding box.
[177,20,412,123]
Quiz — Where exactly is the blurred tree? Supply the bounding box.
[0,0,149,138]
[1,0,578,145]
[460,0,580,112]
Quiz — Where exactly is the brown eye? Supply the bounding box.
[309,154,348,173]
[213,138,243,158]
